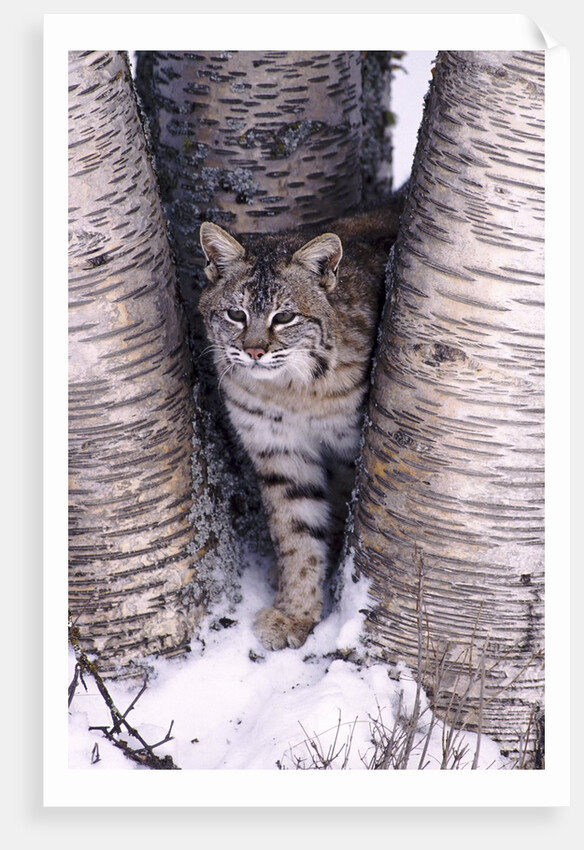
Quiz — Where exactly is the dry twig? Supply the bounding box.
[68,625,180,770]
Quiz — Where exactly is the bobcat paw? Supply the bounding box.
[254,607,314,651]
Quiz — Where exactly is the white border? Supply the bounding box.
[45,14,569,807]
[44,12,549,51]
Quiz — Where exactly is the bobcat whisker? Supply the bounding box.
[217,360,236,397]
[196,342,225,363]
[282,349,317,385]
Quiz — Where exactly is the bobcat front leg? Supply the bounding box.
[253,453,330,650]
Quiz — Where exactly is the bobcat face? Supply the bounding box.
[199,223,343,385]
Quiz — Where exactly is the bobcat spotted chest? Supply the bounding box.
[198,208,399,650]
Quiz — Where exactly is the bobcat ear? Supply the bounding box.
[200,222,245,282]
[292,233,343,292]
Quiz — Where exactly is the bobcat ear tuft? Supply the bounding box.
[293,233,343,292]
[200,222,245,282]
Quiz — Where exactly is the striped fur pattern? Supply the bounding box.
[198,207,399,650]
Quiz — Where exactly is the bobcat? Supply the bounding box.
[198,204,401,650]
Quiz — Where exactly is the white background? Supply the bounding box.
[5,2,577,847]
[392,51,436,186]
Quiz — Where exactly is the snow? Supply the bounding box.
[68,552,507,772]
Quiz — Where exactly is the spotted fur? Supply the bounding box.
[198,207,400,650]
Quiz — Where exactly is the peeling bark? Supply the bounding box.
[351,51,545,762]
[68,51,230,676]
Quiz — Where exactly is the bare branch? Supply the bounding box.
[68,628,181,770]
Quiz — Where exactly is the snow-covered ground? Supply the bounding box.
[68,552,507,772]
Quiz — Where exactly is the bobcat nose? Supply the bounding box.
[245,347,266,361]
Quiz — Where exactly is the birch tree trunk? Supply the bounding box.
[134,51,395,301]
[351,51,545,763]
[68,51,231,676]
[135,51,363,260]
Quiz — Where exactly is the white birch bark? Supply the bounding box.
[135,51,363,245]
[68,51,227,675]
[351,51,545,762]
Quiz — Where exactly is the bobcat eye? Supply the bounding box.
[272,311,296,326]
[226,309,246,323]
